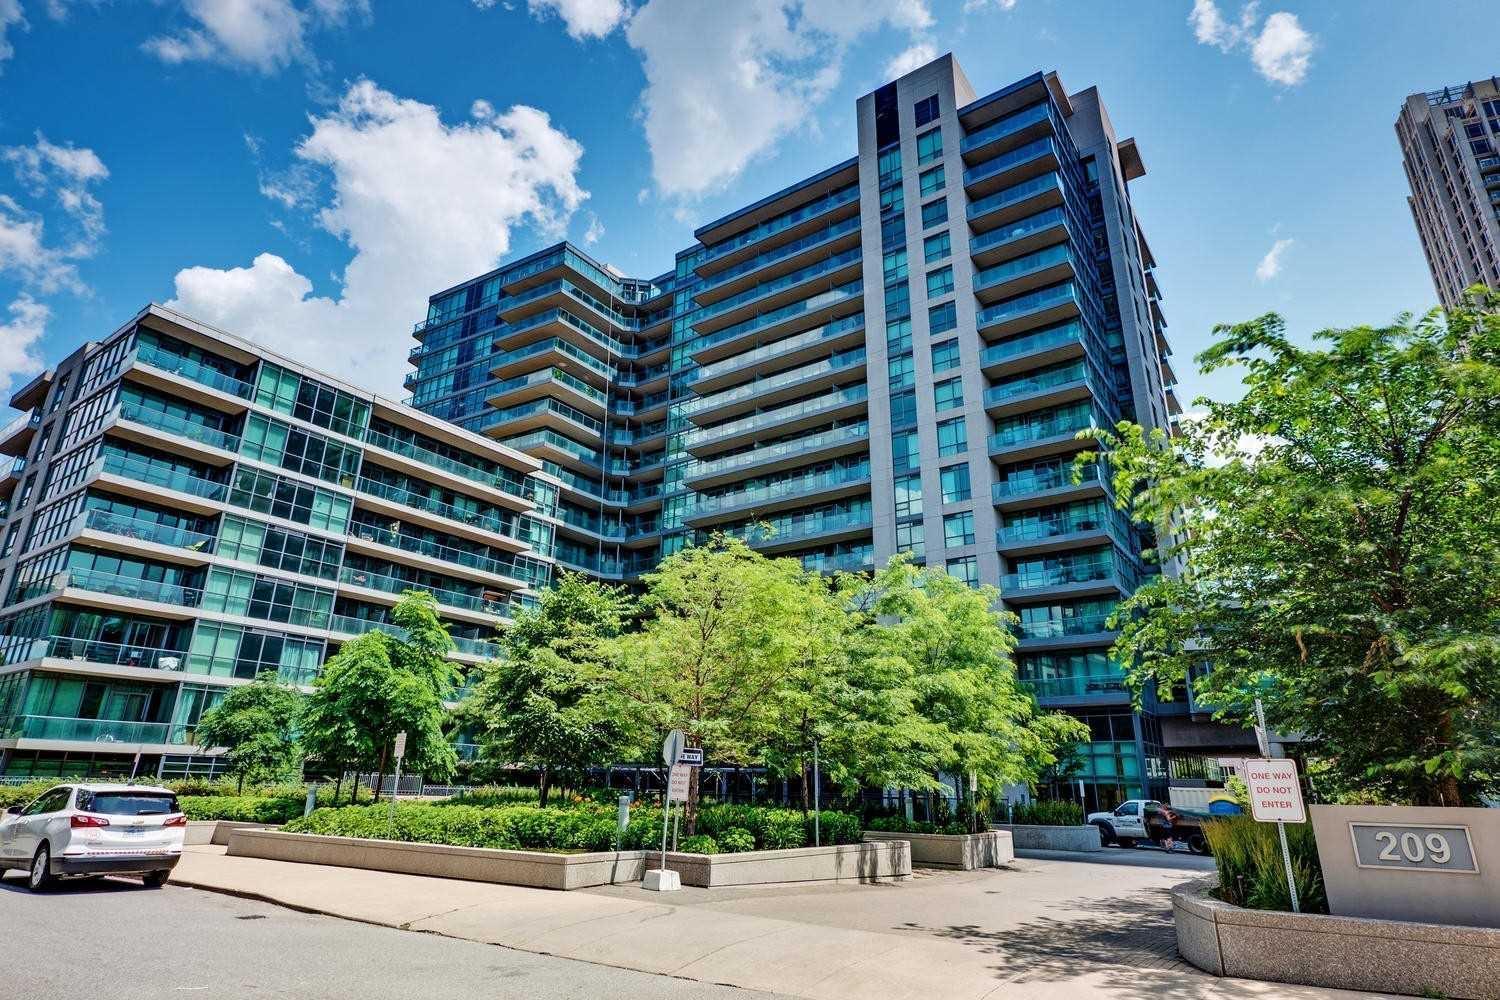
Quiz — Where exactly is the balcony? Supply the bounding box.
[997,509,1133,557]
[695,214,862,303]
[338,566,517,621]
[1021,673,1127,701]
[54,567,205,609]
[498,429,604,471]
[361,427,532,504]
[979,320,1092,378]
[962,136,1059,198]
[973,243,1077,305]
[6,635,190,672]
[96,453,229,504]
[968,206,1072,268]
[690,247,864,335]
[682,385,869,457]
[685,463,871,525]
[485,366,608,417]
[991,462,1111,510]
[0,714,173,745]
[726,509,873,552]
[684,421,869,489]
[133,343,254,401]
[800,548,875,574]
[685,313,866,397]
[354,476,533,550]
[346,521,549,588]
[76,508,216,555]
[983,360,1103,418]
[490,334,614,384]
[1015,611,1115,642]
[1002,555,1139,599]
[959,101,1052,161]
[0,410,40,458]
[681,350,866,424]
[966,172,1065,233]
[975,281,1084,340]
[115,402,241,455]
[988,403,1111,463]
[697,184,861,272]
[328,614,502,661]
[688,280,864,365]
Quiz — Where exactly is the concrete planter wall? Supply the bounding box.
[862,829,1013,870]
[184,820,280,847]
[989,823,1102,852]
[225,828,648,890]
[1173,878,1500,1000]
[662,840,911,887]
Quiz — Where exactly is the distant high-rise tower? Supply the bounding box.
[1397,78,1500,306]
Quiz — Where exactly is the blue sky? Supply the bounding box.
[0,0,1491,405]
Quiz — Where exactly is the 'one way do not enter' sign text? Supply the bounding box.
[1246,758,1306,824]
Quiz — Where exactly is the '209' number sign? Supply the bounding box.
[1349,823,1479,874]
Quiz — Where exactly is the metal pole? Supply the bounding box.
[1256,698,1299,913]
[659,794,670,873]
[813,740,821,847]
[387,756,402,836]
[672,805,680,852]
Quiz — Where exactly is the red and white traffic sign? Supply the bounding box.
[1245,758,1305,824]
[667,764,692,803]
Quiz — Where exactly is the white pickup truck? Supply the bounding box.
[1086,799,1211,854]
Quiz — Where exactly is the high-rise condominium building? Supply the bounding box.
[1397,77,1500,306]
[407,55,1243,808]
[0,305,558,779]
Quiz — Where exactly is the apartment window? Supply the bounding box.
[943,511,975,547]
[882,248,908,285]
[885,280,911,320]
[919,165,946,197]
[928,301,957,334]
[926,266,954,299]
[921,199,948,229]
[881,214,905,250]
[896,521,924,558]
[940,462,971,503]
[937,416,967,456]
[893,470,922,516]
[892,432,921,474]
[914,95,940,127]
[879,183,904,216]
[931,338,960,373]
[916,128,943,165]
[878,145,903,186]
[946,555,980,587]
[934,377,964,412]
[888,353,915,390]
[890,389,917,428]
[923,231,950,264]
[886,317,913,354]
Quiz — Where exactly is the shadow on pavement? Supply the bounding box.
[897,886,1207,996]
[0,872,156,896]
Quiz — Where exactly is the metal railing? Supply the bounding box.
[77,508,216,553]
[134,344,254,399]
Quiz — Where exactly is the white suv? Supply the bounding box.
[0,784,185,891]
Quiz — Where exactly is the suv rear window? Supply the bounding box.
[78,791,179,816]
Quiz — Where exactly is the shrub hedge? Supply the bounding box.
[865,815,968,835]
[1006,801,1084,827]
[180,796,307,823]
[1203,814,1327,913]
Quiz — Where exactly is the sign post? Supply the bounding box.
[645,730,687,892]
[387,731,407,838]
[1247,703,1304,914]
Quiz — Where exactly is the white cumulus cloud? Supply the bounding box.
[5,131,110,253]
[165,80,588,396]
[0,293,50,398]
[526,0,627,39]
[0,0,24,71]
[624,0,933,199]
[883,42,937,81]
[1188,1,1315,87]
[143,0,367,73]
[1255,237,1293,281]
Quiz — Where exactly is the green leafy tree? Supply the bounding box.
[194,672,303,793]
[468,574,636,805]
[860,559,1090,812]
[301,591,460,800]
[607,536,808,833]
[1082,292,1500,805]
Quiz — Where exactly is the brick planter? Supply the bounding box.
[862,829,1013,870]
[1173,877,1500,999]
[225,828,648,890]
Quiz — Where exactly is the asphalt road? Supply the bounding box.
[0,872,787,1000]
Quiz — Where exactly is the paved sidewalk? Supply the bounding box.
[172,846,1396,1000]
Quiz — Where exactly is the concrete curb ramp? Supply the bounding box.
[1173,877,1500,999]
[862,829,1013,870]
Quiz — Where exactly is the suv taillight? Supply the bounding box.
[164,814,187,827]
[71,814,110,828]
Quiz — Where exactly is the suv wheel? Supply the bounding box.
[28,844,54,892]
[1187,832,1210,856]
[142,870,170,888]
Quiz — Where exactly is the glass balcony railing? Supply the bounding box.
[491,335,615,380]
[328,614,503,660]
[1020,673,1127,699]
[973,243,1074,295]
[992,461,1108,501]
[77,508,216,553]
[698,215,862,296]
[354,477,532,544]
[362,427,531,500]
[500,429,604,467]
[683,385,869,449]
[59,567,204,606]
[686,314,865,386]
[347,521,551,588]
[134,344,254,399]
[1003,555,1137,592]
[962,136,1055,188]
[976,281,1081,331]
[688,463,871,518]
[727,509,872,547]
[552,509,628,539]
[693,247,863,325]
[6,635,190,670]
[680,350,865,417]
[999,511,1129,547]
[800,548,875,574]
[967,172,1062,222]
[0,714,171,744]
[979,320,1086,367]
[542,462,629,504]
[989,405,1106,451]
[985,361,1098,408]
[960,101,1051,154]
[117,403,241,452]
[96,453,229,501]
[969,206,1070,258]
[686,422,869,481]
[700,184,861,264]
[1016,612,1114,640]
[688,280,863,354]
[338,566,518,619]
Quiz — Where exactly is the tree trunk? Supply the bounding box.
[799,758,810,815]
[1437,773,1463,808]
[237,771,245,795]
[538,766,551,807]
[334,774,343,806]
[684,766,701,837]
[373,744,389,804]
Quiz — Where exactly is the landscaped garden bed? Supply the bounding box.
[662,840,910,887]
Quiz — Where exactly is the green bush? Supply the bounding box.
[180,795,307,823]
[0,782,56,809]
[1007,800,1084,827]
[1203,814,1327,913]
[678,834,718,855]
[806,810,861,845]
[864,815,966,835]
[717,827,755,853]
[286,802,627,853]
[761,810,806,850]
